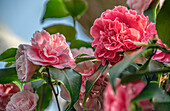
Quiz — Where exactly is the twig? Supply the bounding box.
[46,67,61,111]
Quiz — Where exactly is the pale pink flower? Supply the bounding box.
[23,83,33,92]
[91,6,155,65]
[16,44,38,81]
[152,39,170,64]
[27,30,76,69]
[61,48,108,111]
[103,81,146,111]
[126,0,153,14]
[0,83,20,111]
[71,47,94,57]
[6,90,38,111]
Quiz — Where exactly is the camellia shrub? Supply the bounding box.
[0,0,170,111]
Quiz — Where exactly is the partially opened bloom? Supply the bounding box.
[126,0,153,14]
[6,90,38,111]
[27,30,76,69]
[152,39,170,64]
[91,6,156,65]
[0,83,20,111]
[104,81,146,111]
[16,44,38,81]
[61,47,109,111]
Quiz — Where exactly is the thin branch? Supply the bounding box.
[46,67,61,111]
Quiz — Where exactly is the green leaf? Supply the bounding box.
[133,83,170,102]
[0,48,17,62]
[83,63,108,110]
[49,67,82,110]
[144,0,159,22]
[156,0,170,48]
[36,84,52,111]
[42,0,69,22]
[44,25,76,42]
[31,79,46,92]
[0,67,17,77]
[63,0,87,18]
[0,77,20,84]
[109,49,144,88]
[121,68,170,84]
[75,56,96,64]
[154,102,170,111]
[70,40,92,49]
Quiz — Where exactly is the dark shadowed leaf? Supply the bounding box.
[31,79,46,92]
[156,0,170,48]
[133,83,170,102]
[44,25,76,42]
[42,0,69,22]
[36,84,52,111]
[0,48,17,62]
[154,102,170,111]
[83,63,108,110]
[121,68,170,84]
[63,0,87,18]
[109,49,144,88]
[49,67,82,111]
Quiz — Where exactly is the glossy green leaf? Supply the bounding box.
[44,24,76,42]
[109,49,144,88]
[121,68,170,84]
[49,67,82,110]
[63,0,87,18]
[156,0,170,48]
[70,40,92,49]
[83,63,108,110]
[42,0,69,22]
[133,83,170,102]
[36,84,52,111]
[0,48,17,62]
[144,0,159,22]
[0,67,19,84]
[0,67,17,77]
[75,56,96,64]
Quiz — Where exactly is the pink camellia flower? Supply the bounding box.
[61,47,108,111]
[103,80,146,111]
[6,90,38,111]
[139,100,155,111]
[23,83,34,92]
[16,44,38,81]
[71,47,94,57]
[152,39,170,64]
[0,83,20,111]
[90,6,156,65]
[126,0,153,14]
[27,30,76,69]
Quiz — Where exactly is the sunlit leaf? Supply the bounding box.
[49,67,82,110]
[0,48,17,62]
[44,24,76,42]
[42,0,69,22]
[63,0,87,18]
[156,0,170,48]
[75,56,96,64]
